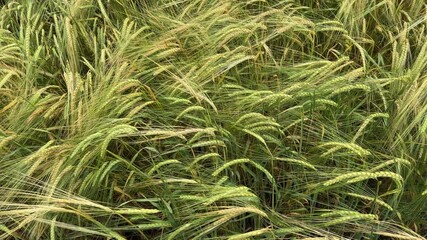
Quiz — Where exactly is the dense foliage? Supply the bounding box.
[0,0,426,239]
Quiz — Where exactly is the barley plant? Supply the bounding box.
[1,0,427,239]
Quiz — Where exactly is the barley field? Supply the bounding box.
[0,0,426,239]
